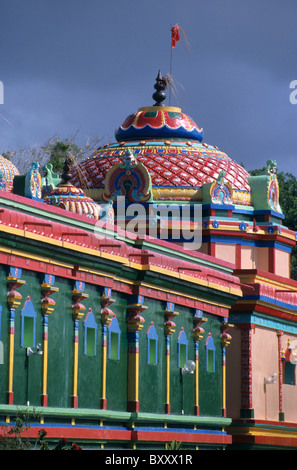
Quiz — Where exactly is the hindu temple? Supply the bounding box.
[0,72,296,450]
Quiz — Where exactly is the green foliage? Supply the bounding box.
[0,409,41,450]
[38,429,82,450]
[2,133,101,174]
[165,440,183,450]
[0,410,82,450]
[249,167,297,280]
[47,139,85,174]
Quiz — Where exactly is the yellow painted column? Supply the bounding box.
[41,278,59,407]
[71,283,88,410]
[221,320,232,417]
[7,310,15,404]
[164,303,178,414]
[193,311,207,415]
[194,341,199,415]
[7,270,25,405]
[101,324,108,409]
[222,348,227,416]
[127,332,140,410]
[165,335,171,414]
[41,315,49,405]
[72,319,79,408]
[127,299,146,412]
[100,290,116,410]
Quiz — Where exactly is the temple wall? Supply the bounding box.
[241,246,269,271]
[274,249,290,278]
[279,333,297,423]
[227,325,297,423]
[252,326,279,420]
[0,265,227,417]
[226,326,242,418]
[215,243,236,265]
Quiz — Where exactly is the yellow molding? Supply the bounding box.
[229,426,297,439]
[239,273,297,291]
[135,264,241,296]
[0,241,235,310]
[135,281,231,310]
[0,223,240,301]
[238,299,297,316]
[0,244,73,269]
[138,105,182,113]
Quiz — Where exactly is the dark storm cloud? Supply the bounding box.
[0,0,296,174]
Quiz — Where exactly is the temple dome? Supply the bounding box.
[44,184,102,219]
[44,159,102,219]
[115,106,204,142]
[0,155,20,192]
[71,73,251,206]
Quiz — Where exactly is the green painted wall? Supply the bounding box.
[0,268,9,404]
[77,283,102,409]
[0,266,223,418]
[105,292,128,412]
[198,313,223,417]
[139,299,165,414]
[138,301,223,417]
[12,270,43,407]
[47,277,73,408]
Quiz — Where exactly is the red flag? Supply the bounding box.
[171,25,180,49]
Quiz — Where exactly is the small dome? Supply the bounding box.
[44,159,101,219]
[0,155,19,192]
[115,106,204,142]
[44,184,102,219]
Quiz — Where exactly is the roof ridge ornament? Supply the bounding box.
[61,157,72,185]
[152,70,167,106]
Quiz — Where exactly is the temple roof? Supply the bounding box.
[43,158,102,219]
[115,106,204,143]
[71,72,251,204]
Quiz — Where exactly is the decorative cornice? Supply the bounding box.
[164,302,179,336]
[72,282,88,320]
[7,270,26,310]
[127,295,147,332]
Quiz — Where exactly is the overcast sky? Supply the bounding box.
[1,0,297,174]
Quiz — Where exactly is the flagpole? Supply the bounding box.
[169,25,172,106]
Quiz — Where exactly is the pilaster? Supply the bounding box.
[71,281,88,409]
[164,302,178,414]
[40,274,59,407]
[127,295,146,412]
[6,267,25,405]
[100,287,115,410]
[193,309,207,416]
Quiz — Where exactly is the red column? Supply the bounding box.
[277,330,284,421]
[239,324,254,418]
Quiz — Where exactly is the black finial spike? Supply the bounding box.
[152,70,167,106]
[61,157,72,184]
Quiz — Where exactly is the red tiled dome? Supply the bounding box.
[71,102,251,205]
[72,138,251,203]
